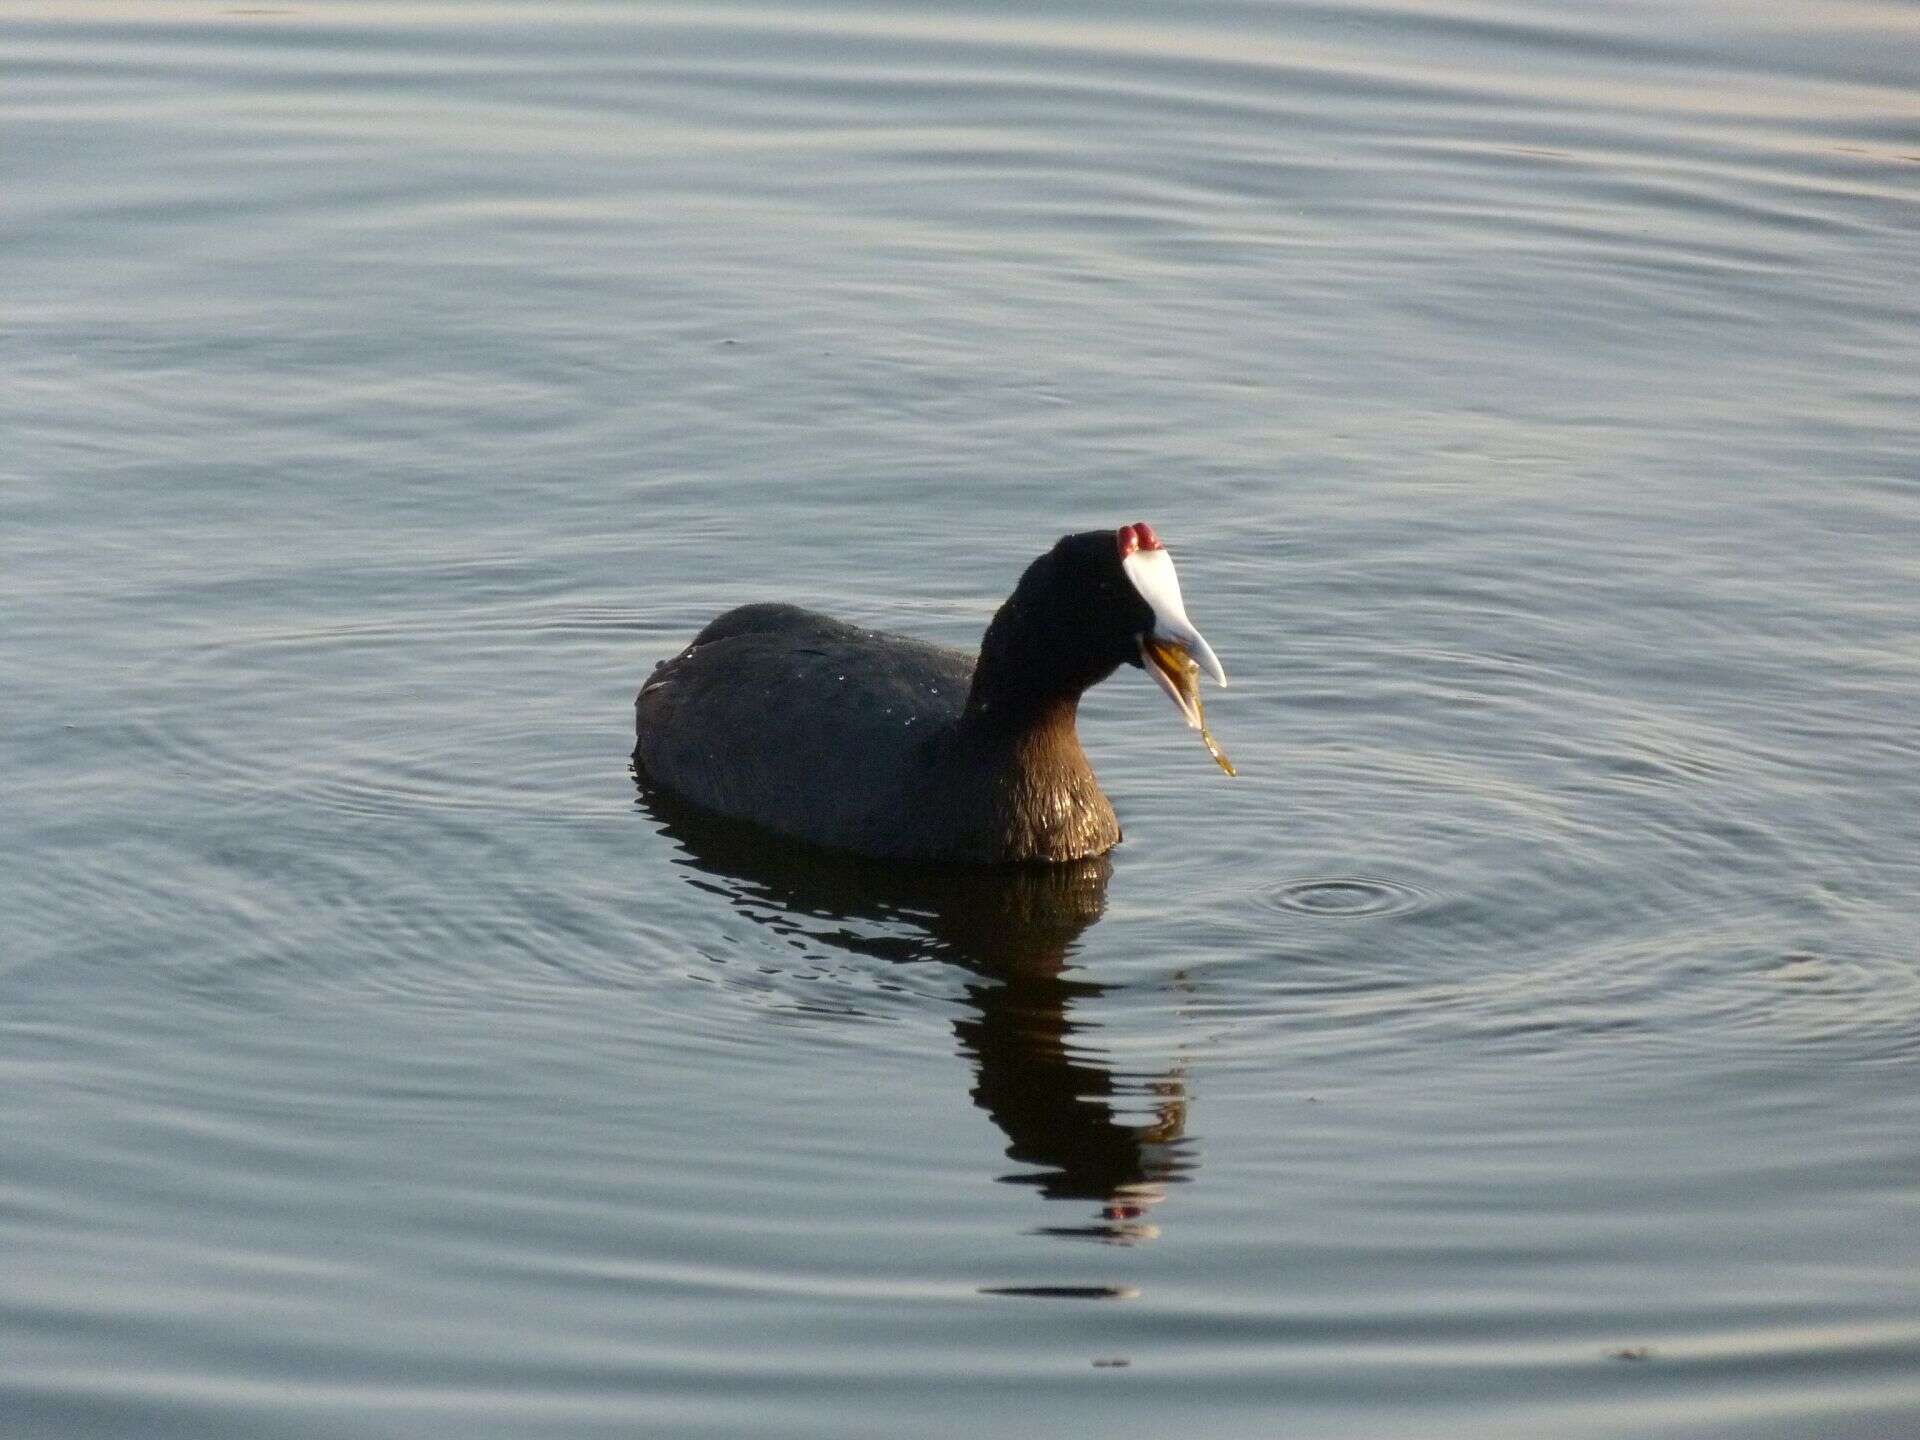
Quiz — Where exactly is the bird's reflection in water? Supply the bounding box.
[637,781,1194,1245]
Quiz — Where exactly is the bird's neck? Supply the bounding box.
[958,596,1098,755]
[934,571,1125,863]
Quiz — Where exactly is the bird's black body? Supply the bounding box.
[633,531,1178,864]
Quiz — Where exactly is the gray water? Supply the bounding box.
[5,1,1919,1435]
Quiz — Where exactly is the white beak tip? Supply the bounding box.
[1189,636,1227,689]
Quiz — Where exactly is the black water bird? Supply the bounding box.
[633,524,1230,864]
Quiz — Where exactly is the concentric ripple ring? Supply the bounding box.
[1265,876,1425,919]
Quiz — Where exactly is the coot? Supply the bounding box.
[633,524,1229,864]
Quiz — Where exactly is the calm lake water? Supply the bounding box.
[5,1,1919,1435]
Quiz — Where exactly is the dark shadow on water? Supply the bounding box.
[635,777,1194,1245]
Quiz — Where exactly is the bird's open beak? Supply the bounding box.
[1140,632,1213,730]
[1122,540,1234,774]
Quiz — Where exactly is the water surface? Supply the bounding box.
[4,1,1919,1435]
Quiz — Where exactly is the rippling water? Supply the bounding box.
[5,1,1918,1435]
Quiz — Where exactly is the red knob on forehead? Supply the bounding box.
[1116,524,1140,558]
[1134,521,1162,551]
